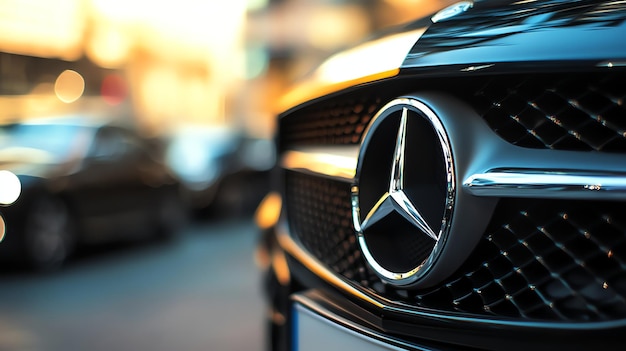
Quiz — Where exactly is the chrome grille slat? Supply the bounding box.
[463,169,626,200]
[280,146,358,182]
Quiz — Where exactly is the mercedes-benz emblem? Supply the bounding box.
[351,98,455,287]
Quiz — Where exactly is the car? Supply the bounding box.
[165,125,274,215]
[255,1,626,350]
[0,116,186,270]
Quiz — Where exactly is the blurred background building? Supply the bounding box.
[0,0,455,140]
[0,0,458,216]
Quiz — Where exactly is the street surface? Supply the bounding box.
[0,218,264,351]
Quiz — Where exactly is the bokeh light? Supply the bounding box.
[0,213,4,243]
[54,69,85,103]
[0,170,21,206]
[101,73,127,106]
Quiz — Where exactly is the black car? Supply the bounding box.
[256,1,626,349]
[0,117,185,270]
[165,125,275,214]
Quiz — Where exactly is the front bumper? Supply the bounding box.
[260,226,626,350]
[292,290,433,351]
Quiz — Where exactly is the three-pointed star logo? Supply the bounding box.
[360,107,440,242]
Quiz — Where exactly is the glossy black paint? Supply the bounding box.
[403,0,626,73]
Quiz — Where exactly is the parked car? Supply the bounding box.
[256,1,626,350]
[0,116,185,270]
[165,124,274,216]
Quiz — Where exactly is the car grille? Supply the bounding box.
[281,72,626,322]
[285,171,626,322]
[280,74,626,152]
[473,74,626,152]
[285,172,371,285]
[420,198,626,321]
[279,94,384,150]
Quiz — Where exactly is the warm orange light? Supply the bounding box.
[0,0,84,60]
[0,215,4,243]
[279,28,427,112]
[382,0,462,25]
[272,249,291,286]
[317,28,427,85]
[90,0,246,61]
[55,70,85,103]
[86,24,131,68]
[306,6,369,51]
[255,192,282,230]
[281,148,358,181]
[30,82,55,95]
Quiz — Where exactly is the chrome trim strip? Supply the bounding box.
[279,27,426,112]
[281,146,359,182]
[276,222,385,308]
[464,169,626,200]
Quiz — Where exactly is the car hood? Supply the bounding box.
[405,0,626,71]
[280,0,626,112]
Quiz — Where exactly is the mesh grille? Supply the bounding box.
[285,171,626,322]
[279,73,626,152]
[285,171,373,285]
[281,71,626,322]
[472,74,626,152]
[416,199,626,321]
[279,95,384,150]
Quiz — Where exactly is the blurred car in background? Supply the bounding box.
[166,124,275,216]
[0,116,185,270]
[258,0,626,350]
[166,125,242,211]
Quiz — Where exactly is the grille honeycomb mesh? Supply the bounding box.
[279,95,384,150]
[285,171,626,322]
[472,74,626,152]
[285,171,373,285]
[416,199,626,321]
[279,73,626,152]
